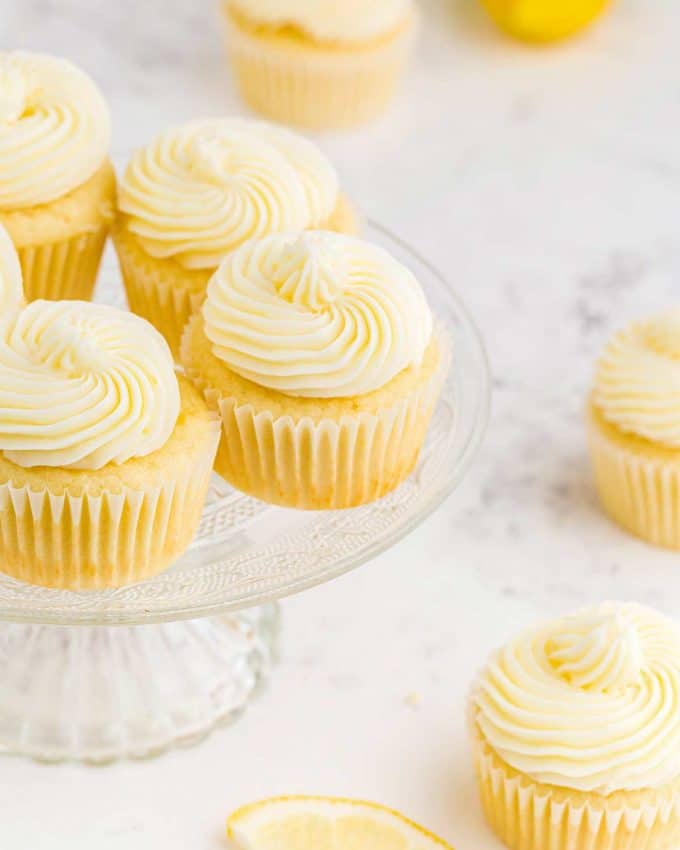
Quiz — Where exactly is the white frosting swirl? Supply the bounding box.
[474,602,680,794]
[0,223,23,311]
[118,119,339,270]
[203,231,433,398]
[229,0,414,42]
[0,301,180,470]
[0,51,110,209]
[594,311,680,448]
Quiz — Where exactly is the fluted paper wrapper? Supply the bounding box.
[17,226,108,302]
[183,332,446,510]
[0,428,219,590]
[588,408,680,549]
[115,238,204,359]
[472,731,680,850]
[223,9,416,129]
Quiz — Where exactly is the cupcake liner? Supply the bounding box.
[0,425,219,590]
[122,263,204,359]
[588,409,680,549]
[223,8,417,129]
[472,730,680,850]
[182,320,447,509]
[17,226,109,302]
[114,232,207,358]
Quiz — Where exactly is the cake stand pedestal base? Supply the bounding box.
[0,604,279,764]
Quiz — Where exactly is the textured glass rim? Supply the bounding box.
[0,221,490,626]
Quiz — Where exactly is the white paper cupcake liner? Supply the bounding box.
[17,226,108,302]
[0,425,219,590]
[472,729,680,850]
[183,322,447,509]
[588,408,680,549]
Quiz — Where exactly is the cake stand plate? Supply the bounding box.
[0,223,489,763]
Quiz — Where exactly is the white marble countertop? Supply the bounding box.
[4,0,680,847]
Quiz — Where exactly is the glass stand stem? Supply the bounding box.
[0,604,279,764]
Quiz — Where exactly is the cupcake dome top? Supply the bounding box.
[228,0,414,43]
[0,51,110,209]
[118,118,339,270]
[473,602,680,794]
[0,223,23,310]
[202,230,433,398]
[593,310,680,448]
[0,301,179,470]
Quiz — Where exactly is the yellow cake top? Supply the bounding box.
[473,602,680,794]
[228,0,414,43]
[0,301,179,470]
[202,231,433,398]
[118,118,339,270]
[593,310,680,448]
[0,223,23,310]
[0,51,110,209]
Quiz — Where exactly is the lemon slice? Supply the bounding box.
[227,797,454,850]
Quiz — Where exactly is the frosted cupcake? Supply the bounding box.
[181,230,444,509]
[588,310,680,548]
[0,52,115,301]
[115,118,356,356]
[222,0,418,129]
[0,300,219,589]
[471,602,680,850]
[0,222,23,311]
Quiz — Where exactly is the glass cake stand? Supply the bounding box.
[0,223,489,763]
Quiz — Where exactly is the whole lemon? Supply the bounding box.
[479,0,612,43]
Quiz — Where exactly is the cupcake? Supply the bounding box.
[0,222,24,311]
[0,300,219,589]
[471,602,680,850]
[588,310,680,548]
[0,51,115,302]
[222,0,418,129]
[115,118,357,356]
[181,230,444,509]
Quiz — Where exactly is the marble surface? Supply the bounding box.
[4,0,680,846]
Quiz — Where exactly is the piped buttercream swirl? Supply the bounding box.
[229,0,414,43]
[0,301,180,470]
[0,223,23,311]
[118,118,339,270]
[593,311,680,448]
[0,51,110,209]
[474,602,680,794]
[203,231,433,398]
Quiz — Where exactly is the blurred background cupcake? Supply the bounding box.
[114,118,356,356]
[222,0,419,129]
[0,52,115,301]
[0,300,219,590]
[471,602,680,850]
[589,309,680,549]
[181,230,444,509]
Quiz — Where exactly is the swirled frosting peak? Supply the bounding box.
[546,610,644,693]
[118,119,339,270]
[0,301,180,470]
[229,0,414,43]
[474,602,680,794]
[0,223,23,312]
[0,52,110,209]
[203,231,433,398]
[273,233,346,310]
[593,310,680,448]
